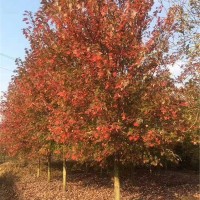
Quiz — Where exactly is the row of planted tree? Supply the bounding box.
[0,0,199,199]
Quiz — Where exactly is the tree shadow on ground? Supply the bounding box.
[36,161,199,200]
[120,169,199,200]
[0,171,20,200]
[47,161,113,188]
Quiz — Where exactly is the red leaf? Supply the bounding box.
[133,122,139,127]
[113,72,117,77]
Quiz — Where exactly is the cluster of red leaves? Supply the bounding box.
[0,0,198,166]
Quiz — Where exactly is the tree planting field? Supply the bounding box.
[0,0,199,199]
[0,161,199,200]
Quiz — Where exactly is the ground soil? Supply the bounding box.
[0,161,199,200]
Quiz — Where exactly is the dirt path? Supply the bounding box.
[0,162,199,200]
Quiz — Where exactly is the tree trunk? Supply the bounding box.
[130,160,136,185]
[114,158,120,200]
[100,167,103,176]
[85,163,89,173]
[47,155,51,182]
[149,165,152,174]
[63,146,67,191]
[37,158,41,178]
